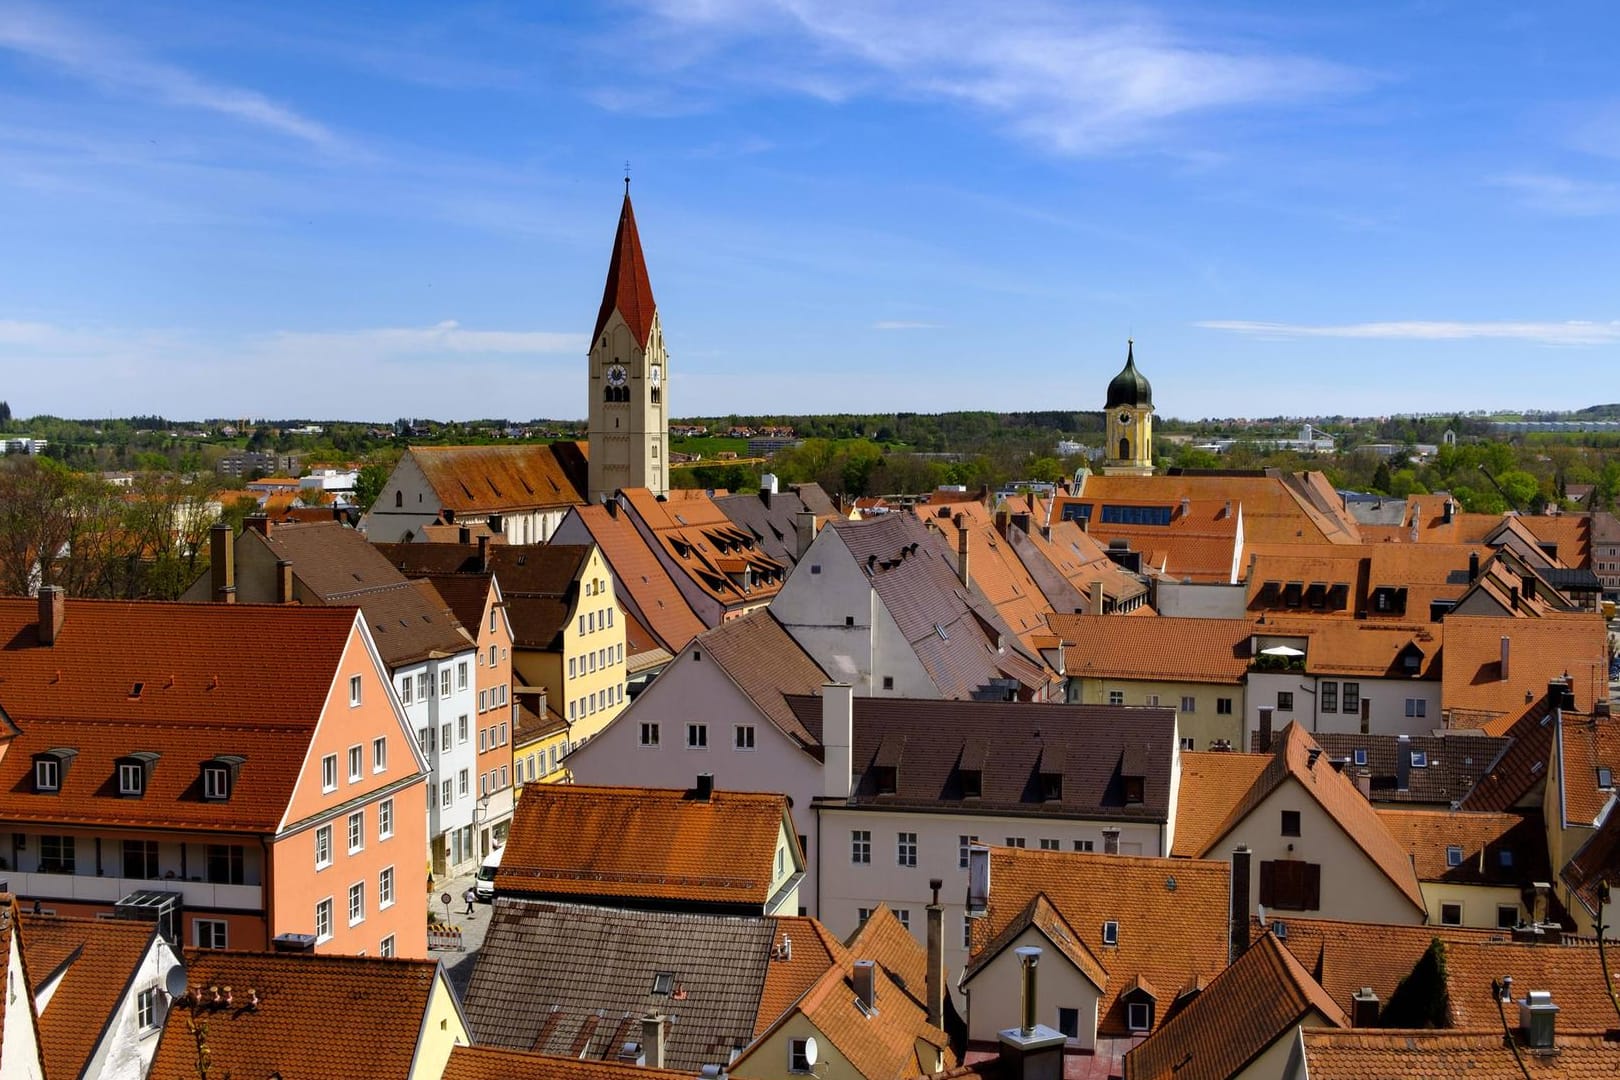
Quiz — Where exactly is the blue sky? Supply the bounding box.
[2,1,1618,422]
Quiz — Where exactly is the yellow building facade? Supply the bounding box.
[1101,340,1154,476]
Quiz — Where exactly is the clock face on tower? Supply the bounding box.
[606,364,628,388]
[1117,412,1132,426]
[650,366,662,388]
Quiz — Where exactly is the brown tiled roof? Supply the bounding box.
[757,916,847,1036]
[1441,614,1608,721]
[1298,1029,1620,1078]
[1310,732,1509,805]
[1375,808,1550,884]
[410,443,588,514]
[1046,614,1253,684]
[844,904,937,1012]
[1172,751,1272,857]
[564,504,707,653]
[968,848,1231,1038]
[381,543,596,651]
[1559,714,1620,826]
[355,577,475,667]
[593,192,657,347]
[1022,501,1152,608]
[1460,692,1561,812]
[0,597,356,727]
[913,503,1065,653]
[1442,936,1620,1030]
[621,489,788,611]
[715,488,825,567]
[444,1045,699,1080]
[411,571,496,637]
[1122,931,1348,1080]
[23,915,158,1080]
[689,610,828,749]
[826,514,1054,697]
[495,784,793,907]
[1196,723,1426,912]
[784,695,1175,821]
[147,950,444,1080]
[464,899,775,1071]
[1561,797,1620,921]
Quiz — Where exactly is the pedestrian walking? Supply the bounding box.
[463,887,477,915]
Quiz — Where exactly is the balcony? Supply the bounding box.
[5,871,262,912]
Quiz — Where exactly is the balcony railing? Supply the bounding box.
[8,870,262,912]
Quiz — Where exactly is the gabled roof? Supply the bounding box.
[465,899,776,1071]
[1047,496,1242,583]
[1441,614,1607,723]
[1255,619,1440,679]
[786,695,1175,820]
[961,893,1106,991]
[444,1046,699,1080]
[1375,808,1550,885]
[1172,751,1273,857]
[23,915,160,1080]
[1076,471,1361,545]
[967,848,1231,1038]
[1562,793,1620,919]
[147,950,446,1080]
[1518,513,1593,568]
[1046,614,1253,685]
[1559,713,1620,826]
[377,541,596,650]
[495,784,794,908]
[0,597,356,727]
[0,896,46,1080]
[688,610,829,749]
[1297,1029,1620,1078]
[844,904,940,1013]
[913,503,1065,653]
[1122,932,1348,1080]
[562,504,708,654]
[1242,540,1490,621]
[714,486,830,568]
[1459,691,1562,811]
[593,191,657,347]
[1311,731,1509,805]
[620,489,788,611]
[409,442,588,514]
[757,916,847,1037]
[1196,723,1425,913]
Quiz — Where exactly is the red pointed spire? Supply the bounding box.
[592,187,657,348]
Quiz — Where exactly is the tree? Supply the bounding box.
[354,462,391,513]
[0,401,10,426]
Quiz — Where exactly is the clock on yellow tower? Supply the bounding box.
[587,181,669,503]
[1101,340,1154,476]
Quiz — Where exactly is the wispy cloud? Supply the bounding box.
[1198,319,1620,346]
[617,0,1368,154]
[1490,173,1620,216]
[0,3,340,149]
[872,320,940,330]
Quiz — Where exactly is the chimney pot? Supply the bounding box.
[957,527,972,588]
[1015,947,1041,1035]
[1468,551,1479,582]
[246,513,271,537]
[36,585,65,646]
[641,1014,666,1069]
[276,560,294,605]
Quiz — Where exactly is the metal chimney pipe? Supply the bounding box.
[1015,946,1041,1036]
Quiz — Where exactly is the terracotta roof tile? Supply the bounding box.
[464,900,776,1071]
[1375,808,1551,884]
[1561,797,1620,921]
[1197,724,1426,913]
[962,893,1107,992]
[757,916,847,1036]
[22,915,159,1080]
[1460,692,1563,812]
[495,784,793,907]
[1048,497,1242,583]
[1441,614,1607,723]
[620,489,788,611]
[409,443,588,514]
[1559,714,1620,826]
[445,1045,700,1080]
[969,848,1231,1038]
[1519,513,1593,568]
[912,504,1066,653]
[1122,932,1348,1080]
[1172,751,1273,856]
[1046,614,1253,684]
[1255,619,1440,679]
[844,904,938,1013]
[147,950,444,1080]
[563,504,707,654]
[593,193,657,347]
[1298,1029,1620,1078]
[0,895,47,1077]
[1074,472,1361,546]
[689,611,828,749]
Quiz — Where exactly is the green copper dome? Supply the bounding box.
[1105,340,1153,409]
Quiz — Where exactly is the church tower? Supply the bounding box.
[587,182,669,502]
[1101,340,1154,476]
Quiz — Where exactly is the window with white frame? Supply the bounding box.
[400,677,413,704]
[895,909,910,929]
[1405,698,1427,718]
[962,915,972,949]
[137,986,160,1029]
[440,669,452,698]
[1108,690,1124,706]
[203,765,230,800]
[959,835,973,869]
[347,744,362,782]
[789,1039,813,1073]
[852,830,871,864]
[379,798,394,839]
[1039,838,1060,850]
[499,721,507,744]
[459,769,469,797]
[315,825,332,869]
[194,920,228,949]
[373,736,387,773]
[441,723,453,751]
[117,762,146,796]
[348,881,365,925]
[379,865,395,908]
[348,811,364,853]
[735,725,755,750]
[687,723,707,748]
[349,675,362,707]
[380,934,395,958]
[1074,840,1094,852]
[640,722,660,747]
[458,661,469,690]
[322,754,338,792]
[1179,737,1195,751]
[897,832,918,867]
[459,715,469,743]
[500,765,508,788]
[569,657,576,679]
[315,897,333,942]
[441,780,453,808]
[1180,696,1196,713]
[35,759,59,792]
[416,672,430,700]
[479,689,488,713]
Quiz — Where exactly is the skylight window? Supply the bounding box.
[1101,921,1119,946]
[1353,749,1368,766]
[651,972,675,996]
[1410,751,1428,768]
[1446,845,1463,867]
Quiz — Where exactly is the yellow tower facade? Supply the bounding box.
[1101,340,1155,476]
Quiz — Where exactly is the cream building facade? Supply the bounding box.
[588,185,668,502]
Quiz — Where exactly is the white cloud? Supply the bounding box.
[1197,319,1620,346]
[620,0,1367,154]
[872,320,940,330]
[1490,173,1620,216]
[0,3,340,149]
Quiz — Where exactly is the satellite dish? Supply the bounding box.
[1257,904,1268,927]
[165,964,189,998]
[803,1037,819,1068]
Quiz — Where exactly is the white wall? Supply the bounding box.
[1246,671,1443,747]
[75,934,184,1080]
[963,924,1100,1049]
[1155,581,1248,619]
[395,652,480,873]
[816,806,1164,979]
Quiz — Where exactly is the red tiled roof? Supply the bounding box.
[23,915,159,1080]
[147,950,445,1080]
[1172,751,1273,857]
[1375,808,1550,884]
[1460,692,1562,811]
[1047,614,1253,684]
[757,916,847,1036]
[495,785,793,907]
[593,192,658,347]
[410,442,588,514]
[1441,614,1607,721]
[1075,472,1361,546]
[1562,796,1620,921]
[564,504,707,654]
[844,904,939,1013]
[1298,1029,1620,1078]
[1122,932,1348,1080]
[1559,713,1620,826]
[445,1046,697,1080]
[620,489,788,611]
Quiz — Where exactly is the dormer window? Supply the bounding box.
[116,752,159,797]
[1041,772,1062,801]
[959,768,982,798]
[33,747,76,794]
[1122,775,1145,804]
[202,756,245,801]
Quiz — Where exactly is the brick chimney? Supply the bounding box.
[246,513,271,537]
[957,527,971,588]
[926,879,945,1028]
[209,523,235,604]
[794,510,817,561]
[1257,706,1274,754]
[275,560,294,604]
[477,534,490,574]
[1230,845,1252,961]
[37,585,65,646]
[822,683,854,799]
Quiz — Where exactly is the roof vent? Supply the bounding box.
[1519,990,1558,1049]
